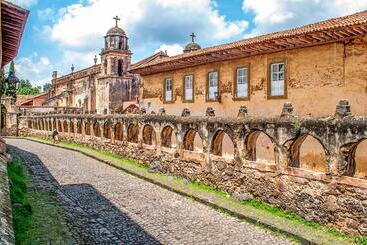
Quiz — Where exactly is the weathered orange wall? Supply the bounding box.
[140,36,367,117]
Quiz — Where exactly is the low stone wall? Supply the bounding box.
[27,129,367,236]
[0,159,14,245]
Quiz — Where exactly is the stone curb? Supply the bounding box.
[16,137,352,245]
[0,159,15,245]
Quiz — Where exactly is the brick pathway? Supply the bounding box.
[7,138,291,244]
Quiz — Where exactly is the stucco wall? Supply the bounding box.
[140,37,367,117]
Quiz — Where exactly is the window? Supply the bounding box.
[207,71,218,100]
[235,67,248,99]
[184,75,193,101]
[270,62,285,97]
[164,78,173,102]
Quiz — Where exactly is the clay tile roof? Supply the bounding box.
[130,10,367,75]
[130,51,169,70]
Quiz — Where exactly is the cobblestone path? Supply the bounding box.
[7,138,292,244]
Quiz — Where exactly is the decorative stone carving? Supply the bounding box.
[335,100,352,118]
[206,107,215,117]
[237,105,248,118]
[140,107,146,114]
[158,107,166,115]
[181,108,191,117]
[281,102,294,117]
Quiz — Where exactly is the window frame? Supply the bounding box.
[206,70,219,102]
[163,77,174,103]
[267,60,287,99]
[233,65,250,101]
[183,74,195,103]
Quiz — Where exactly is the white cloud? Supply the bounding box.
[14,54,53,87]
[155,44,183,56]
[242,0,367,35]
[37,8,55,21]
[11,0,38,8]
[45,0,249,70]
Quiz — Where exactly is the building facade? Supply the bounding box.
[46,18,140,114]
[131,11,367,117]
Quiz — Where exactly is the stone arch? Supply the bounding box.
[183,129,203,152]
[354,139,367,178]
[127,123,138,143]
[28,120,32,129]
[114,122,123,141]
[77,121,82,134]
[161,125,176,148]
[142,124,156,145]
[210,129,234,158]
[57,120,62,132]
[63,120,68,133]
[103,120,112,139]
[48,121,52,131]
[85,122,91,135]
[289,134,327,172]
[245,130,275,164]
[70,120,75,133]
[40,120,44,130]
[93,121,101,137]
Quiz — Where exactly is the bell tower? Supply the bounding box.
[100,16,131,77]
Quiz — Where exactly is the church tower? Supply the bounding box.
[96,16,138,114]
[100,16,131,76]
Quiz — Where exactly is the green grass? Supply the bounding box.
[24,135,367,244]
[7,157,73,244]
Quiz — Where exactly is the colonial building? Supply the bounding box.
[130,11,367,117]
[46,17,151,114]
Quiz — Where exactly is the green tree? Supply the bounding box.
[43,83,51,93]
[16,80,40,95]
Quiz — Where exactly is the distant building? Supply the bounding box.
[130,11,367,117]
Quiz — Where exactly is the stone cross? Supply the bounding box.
[190,32,196,43]
[113,15,121,27]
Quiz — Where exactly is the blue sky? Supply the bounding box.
[11,0,367,88]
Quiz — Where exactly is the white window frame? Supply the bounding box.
[184,75,194,101]
[236,67,248,99]
[164,78,173,102]
[207,71,218,100]
[270,62,285,97]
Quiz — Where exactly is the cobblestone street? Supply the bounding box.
[7,138,292,244]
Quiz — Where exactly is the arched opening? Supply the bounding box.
[70,121,75,133]
[40,120,44,130]
[0,105,6,131]
[183,129,203,152]
[161,126,176,148]
[28,120,32,129]
[93,121,101,137]
[48,121,52,131]
[118,59,123,76]
[142,124,156,145]
[77,121,82,134]
[211,130,234,158]
[245,131,275,164]
[103,121,112,139]
[63,121,68,133]
[114,122,123,141]
[354,139,367,179]
[127,123,138,143]
[57,120,62,132]
[85,122,91,135]
[289,134,327,172]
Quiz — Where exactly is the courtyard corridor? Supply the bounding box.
[6,138,292,244]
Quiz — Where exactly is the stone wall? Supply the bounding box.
[0,159,14,245]
[21,102,367,236]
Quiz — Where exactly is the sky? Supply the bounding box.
[10,0,367,88]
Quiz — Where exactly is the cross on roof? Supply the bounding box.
[113,15,121,27]
[190,32,196,43]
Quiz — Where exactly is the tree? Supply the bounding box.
[43,83,51,93]
[16,79,40,95]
